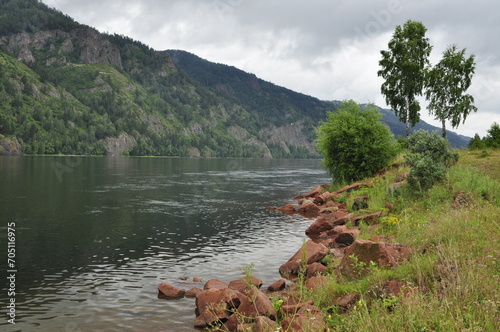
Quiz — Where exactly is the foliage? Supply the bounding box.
[404,130,459,192]
[378,20,432,138]
[316,100,398,183]
[425,45,477,138]
[468,122,500,150]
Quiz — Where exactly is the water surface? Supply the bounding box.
[0,156,328,331]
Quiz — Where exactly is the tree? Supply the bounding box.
[316,100,398,183]
[378,20,432,139]
[425,45,477,138]
[485,122,500,148]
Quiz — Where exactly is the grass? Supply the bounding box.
[276,149,500,331]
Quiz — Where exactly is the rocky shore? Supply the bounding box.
[157,176,414,331]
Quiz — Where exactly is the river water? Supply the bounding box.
[0,156,329,331]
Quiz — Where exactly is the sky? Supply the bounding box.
[40,0,500,138]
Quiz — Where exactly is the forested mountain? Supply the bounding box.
[0,0,469,158]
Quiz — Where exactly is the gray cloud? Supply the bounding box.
[41,0,500,137]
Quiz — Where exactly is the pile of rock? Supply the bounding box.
[157,180,415,331]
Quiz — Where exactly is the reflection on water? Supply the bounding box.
[0,157,328,331]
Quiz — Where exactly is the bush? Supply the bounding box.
[316,100,398,183]
[405,130,459,192]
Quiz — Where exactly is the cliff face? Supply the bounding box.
[0,27,122,68]
[0,136,23,156]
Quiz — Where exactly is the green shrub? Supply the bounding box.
[405,130,459,192]
[316,100,398,183]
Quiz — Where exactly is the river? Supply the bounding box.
[0,156,329,331]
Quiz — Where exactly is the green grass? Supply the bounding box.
[274,151,500,331]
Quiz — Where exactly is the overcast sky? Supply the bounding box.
[41,0,500,137]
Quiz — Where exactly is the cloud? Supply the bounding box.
[41,0,500,137]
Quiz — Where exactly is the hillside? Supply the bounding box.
[0,0,470,158]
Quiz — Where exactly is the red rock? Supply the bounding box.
[195,288,243,316]
[298,200,320,213]
[314,191,333,205]
[193,277,203,282]
[281,304,326,332]
[353,211,383,226]
[305,275,329,291]
[185,287,203,298]
[305,217,333,238]
[332,212,354,225]
[267,279,286,292]
[384,280,414,297]
[292,194,304,200]
[279,260,301,277]
[157,283,185,299]
[335,182,366,194]
[204,279,228,290]
[235,287,276,320]
[305,262,328,279]
[281,300,315,314]
[304,185,323,199]
[228,275,263,293]
[276,203,296,212]
[253,315,280,332]
[193,308,228,329]
[337,240,415,279]
[335,293,360,312]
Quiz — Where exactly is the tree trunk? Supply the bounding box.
[406,99,411,149]
[441,118,447,139]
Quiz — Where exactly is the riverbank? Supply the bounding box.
[157,150,499,331]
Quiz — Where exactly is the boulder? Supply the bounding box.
[335,293,360,312]
[304,185,323,199]
[335,182,366,194]
[281,300,315,314]
[305,262,328,279]
[194,309,228,329]
[279,240,328,278]
[314,191,333,205]
[281,304,326,332]
[228,275,263,293]
[337,240,415,279]
[253,315,280,332]
[305,217,334,238]
[157,283,185,299]
[195,288,243,316]
[235,287,276,320]
[204,279,228,290]
[276,203,296,212]
[353,211,383,226]
[305,275,329,291]
[267,279,286,292]
[352,195,369,211]
[298,200,320,213]
[185,287,203,298]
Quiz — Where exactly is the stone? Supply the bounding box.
[252,316,280,332]
[332,212,354,225]
[335,182,366,194]
[298,200,321,213]
[352,195,369,211]
[305,262,328,279]
[281,300,315,314]
[335,293,360,312]
[204,279,228,290]
[228,275,263,293]
[279,260,301,277]
[281,304,326,332]
[193,277,203,282]
[194,309,228,329]
[195,288,243,316]
[279,240,328,278]
[304,185,323,199]
[236,287,276,320]
[267,279,286,292]
[185,287,203,298]
[337,240,415,279]
[353,211,383,226]
[314,191,333,205]
[157,283,185,299]
[276,203,296,212]
[305,217,333,238]
[305,275,329,291]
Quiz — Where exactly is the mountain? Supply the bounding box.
[167,50,471,149]
[0,0,470,158]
